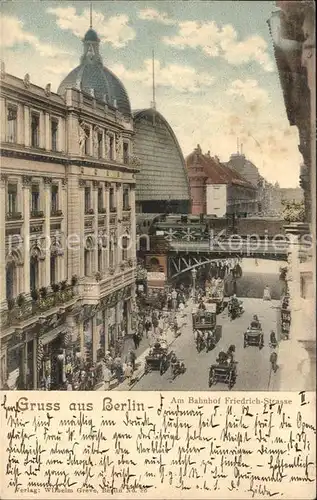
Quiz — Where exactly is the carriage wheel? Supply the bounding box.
[259,336,264,350]
[208,369,215,388]
[160,360,165,375]
[228,371,235,390]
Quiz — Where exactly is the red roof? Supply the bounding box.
[186,149,255,189]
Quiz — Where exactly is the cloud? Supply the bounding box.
[0,14,70,57]
[163,20,274,72]
[138,8,175,25]
[110,59,215,93]
[47,7,135,48]
[226,79,270,106]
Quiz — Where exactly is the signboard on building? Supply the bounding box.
[206,184,227,217]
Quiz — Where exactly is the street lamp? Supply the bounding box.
[191,268,197,303]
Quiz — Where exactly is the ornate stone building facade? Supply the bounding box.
[268,0,315,390]
[0,28,137,390]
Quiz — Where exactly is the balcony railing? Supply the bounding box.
[98,207,107,214]
[6,212,22,221]
[30,210,44,219]
[2,286,77,328]
[110,207,117,213]
[51,209,63,217]
[85,208,94,215]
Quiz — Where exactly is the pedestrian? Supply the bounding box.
[124,362,134,386]
[132,333,139,350]
[129,349,136,371]
[270,351,278,373]
[102,359,112,390]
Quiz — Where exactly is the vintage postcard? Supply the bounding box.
[0,0,316,498]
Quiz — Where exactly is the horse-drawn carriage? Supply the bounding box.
[208,363,237,389]
[205,282,225,313]
[192,303,218,352]
[244,327,264,349]
[208,350,237,389]
[144,342,169,375]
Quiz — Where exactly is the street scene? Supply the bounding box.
[0,1,315,392]
[128,297,279,392]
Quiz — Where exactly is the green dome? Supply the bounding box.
[84,29,99,42]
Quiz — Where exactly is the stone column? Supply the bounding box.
[22,176,31,295]
[130,185,136,262]
[116,183,123,266]
[44,112,50,150]
[105,183,110,270]
[104,309,109,352]
[92,181,99,274]
[0,175,7,306]
[39,111,45,149]
[24,106,30,147]
[32,334,38,389]
[60,179,67,281]
[92,313,98,364]
[43,178,52,286]
[17,104,24,145]
[78,179,86,277]
[0,97,6,143]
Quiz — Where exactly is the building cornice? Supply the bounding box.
[0,146,139,174]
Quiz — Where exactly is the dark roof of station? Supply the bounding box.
[133,108,191,202]
[58,29,131,116]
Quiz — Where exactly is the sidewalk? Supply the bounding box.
[96,302,192,391]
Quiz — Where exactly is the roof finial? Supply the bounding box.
[90,2,93,29]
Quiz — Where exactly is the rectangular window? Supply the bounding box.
[31,113,40,148]
[31,185,40,212]
[7,106,17,143]
[98,187,103,211]
[50,255,57,285]
[123,142,129,164]
[98,248,102,272]
[7,184,17,214]
[84,186,91,213]
[109,135,114,160]
[98,133,103,158]
[109,240,114,268]
[109,187,115,210]
[122,236,128,261]
[51,185,59,213]
[123,185,130,210]
[84,128,90,155]
[51,119,58,151]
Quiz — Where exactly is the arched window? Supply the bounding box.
[30,255,39,291]
[6,262,16,300]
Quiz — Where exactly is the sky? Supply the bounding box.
[1,1,303,187]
